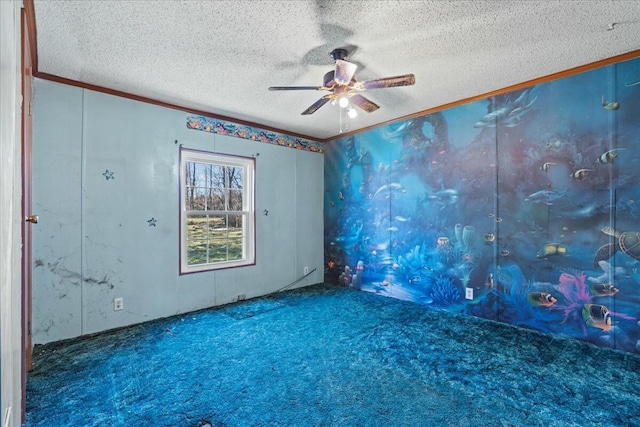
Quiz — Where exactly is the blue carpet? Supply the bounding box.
[25,284,640,426]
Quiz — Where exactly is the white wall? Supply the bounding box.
[31,79,324,344]
[0,1,23,426]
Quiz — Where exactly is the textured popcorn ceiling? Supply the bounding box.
[33,0,640,141]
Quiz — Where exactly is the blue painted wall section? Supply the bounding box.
[324,55,640,354]
[31,80,324,344]
[186,115,324,153]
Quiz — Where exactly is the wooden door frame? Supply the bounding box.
[21,4,34,423]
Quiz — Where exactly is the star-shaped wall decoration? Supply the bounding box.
[102,169,115,180]
[147,218,157,227]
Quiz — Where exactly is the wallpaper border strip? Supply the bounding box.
[186,115,324,154]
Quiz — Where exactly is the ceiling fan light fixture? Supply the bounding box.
[347,106,358,119]
[269,48,415,116]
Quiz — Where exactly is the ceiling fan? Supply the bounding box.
[269,48,416,115]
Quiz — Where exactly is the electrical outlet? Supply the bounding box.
[304,266,309,275]
[237,293,246,301]
[114,297,124,311]
[465,288,474,300]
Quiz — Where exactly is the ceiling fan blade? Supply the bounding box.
[350,94,380,113]
[359,74,416,90]
[334,59,358,85]
[301,96,331,115]
[269,86,324,91]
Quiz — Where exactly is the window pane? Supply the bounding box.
[193,163,207,187]
[208,215,227,240]
[186,214,208,266]
[187,243,208,266]
[208,239,228,262]
[185,186,206,210]
[228,235,244,261]
[187,214,207,241]
[208,188,225,211]
[188,187,206,210]
[228,215,244,261]
[227,214,243,232]
[185,162,195,186]
[228,189,243,211]
[185,188,195,210]
[209,164,224,188]
[228,167,243,189]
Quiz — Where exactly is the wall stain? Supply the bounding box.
[84,274,114,289]
[47,258,114,288]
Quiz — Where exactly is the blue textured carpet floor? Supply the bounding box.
[25,284,640,426]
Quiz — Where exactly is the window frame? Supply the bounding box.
[179,147,255,274]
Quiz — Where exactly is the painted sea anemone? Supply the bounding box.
[430,275,462,307]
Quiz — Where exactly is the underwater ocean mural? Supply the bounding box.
[324,55,640,354]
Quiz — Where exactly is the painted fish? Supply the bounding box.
[527,292,557,307]
[596,148,626,165]
[571,169,593,181]
[372,183,406,200]
[563,203,598,219]
[589,283,619,297]
[582,303,612,331]
[474,88,537,128]
[425,188,459,210]
[540,162,556,172]
[537,243,568,258]
[524,189,568,205]
[486,273,494,289]
[601,96,619,110]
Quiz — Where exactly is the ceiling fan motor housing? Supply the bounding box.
[330,48,349,62]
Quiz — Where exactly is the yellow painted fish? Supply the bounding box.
[582,303,612,331]
[601,96,619,110]
[537,243,568,258]
[589,283,619,297]
[527,292,557,307]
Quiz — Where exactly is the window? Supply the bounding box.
[180,148,255,273]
